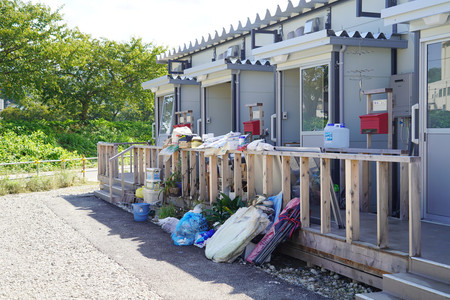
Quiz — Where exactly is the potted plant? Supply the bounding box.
[160,170,182,197]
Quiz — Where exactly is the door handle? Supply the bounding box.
[411,103,419,144]
[270,114,277,143]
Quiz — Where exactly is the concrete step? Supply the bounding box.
[410,257,450,285]
[355,292,400,300]
[93,189,120,204]
[383,272,450,300]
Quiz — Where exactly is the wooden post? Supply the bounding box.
[190,151,197,199]
[234,154,243,198]
[139,147,144,185]
[247,154,255,201]
[151,149,157,168]
[300,157,310,228]
[209,155,218,204]
[377,161,389,248]
[158,149,164,171]
[221,153,230,194]
[164,155,171,183]
[282,156,291,207]
[181,150,189,197]
[400,162,409,220]
[320,158,331,234]
[263,155,273,196]
[346,160,360,243]
[199,152,206,202]
[409,160,421,257]
[172,151,179,174]
[113,144,119,177]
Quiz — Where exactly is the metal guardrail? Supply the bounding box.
[0,156,98,178]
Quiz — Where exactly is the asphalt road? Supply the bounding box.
[42,186,327,300]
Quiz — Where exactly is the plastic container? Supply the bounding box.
[146,180,161,191]
[146,168,160,181]
[132,203,151,221]
[323,123,349,148]
[143,187,162,204]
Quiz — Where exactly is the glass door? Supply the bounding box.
[157,94,175,146]
[300,64,329,147]
[424,39,450,223]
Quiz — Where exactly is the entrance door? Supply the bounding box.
[157,94,175,146]
[206,83,232,135]
[424,39,450,223]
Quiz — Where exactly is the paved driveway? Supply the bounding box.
[0,185,326,300]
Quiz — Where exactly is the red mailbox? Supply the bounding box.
[359,112,388,134]
[243,120,261,135]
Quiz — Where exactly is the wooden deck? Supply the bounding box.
[96,142,450,294]
[311,208,450,265]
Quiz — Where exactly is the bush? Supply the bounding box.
[158,204,178,219]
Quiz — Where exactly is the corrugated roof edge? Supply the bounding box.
[157,0,337,62]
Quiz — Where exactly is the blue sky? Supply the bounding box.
[31,0,290,48]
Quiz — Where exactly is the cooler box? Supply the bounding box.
[173,123,191,129]
[359,113,388,134]
[243,120,260,135]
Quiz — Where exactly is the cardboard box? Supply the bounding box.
[178,141,191,149]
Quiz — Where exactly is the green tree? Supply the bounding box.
[0,0,66,101]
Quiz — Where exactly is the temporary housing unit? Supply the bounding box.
[382,0,450,225]
[96,1,450,298]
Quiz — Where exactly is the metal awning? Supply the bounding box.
[183,58,274,87]
[141,75,198,92]
[252,29,408,61]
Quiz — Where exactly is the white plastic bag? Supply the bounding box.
[205,206,269,263]
[157,217,179,234]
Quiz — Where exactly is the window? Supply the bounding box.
[301,65,329,131]
[159,95,175,135]
[427,41,450,128]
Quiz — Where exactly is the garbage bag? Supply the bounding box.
[171,212,208,246]
[205,206,269,263]
[194,229,215,248]
[157,217,179,234]
[135,187,144,199]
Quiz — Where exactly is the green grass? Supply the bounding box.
[0,171,86,196]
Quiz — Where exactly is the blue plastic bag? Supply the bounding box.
[171,212,208,246]
[194,229,215,248]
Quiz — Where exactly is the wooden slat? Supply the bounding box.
[164,155,171,183]
[360,161,370,212]
[133,148,139,184]
[151,149,157,168]
[181,150,189,197]
[263,155,273,196]
[376,161,389,248]
[320,158,331,234]
[139,147,144,185]
[158,149,164,172]
[172,151,179,174]
[199,152,206,202]
[346,160,360,243]
[282,156,291,207]
[113,145,119,177]
[221,153,230,194]
[234,154,242,198]
[400,162,409,220]
[300,157,310,228]
[209,155,218,204]
[247,154,255,201]
[145,148,151,170]
[190,151,197,198]
[409,161,421,257]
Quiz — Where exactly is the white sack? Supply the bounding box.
[205,206,269,263]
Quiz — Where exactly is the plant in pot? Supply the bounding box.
[159,170,182,197]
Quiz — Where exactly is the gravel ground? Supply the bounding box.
[0,185,160,299]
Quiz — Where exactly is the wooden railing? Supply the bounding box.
[98,142,421,257]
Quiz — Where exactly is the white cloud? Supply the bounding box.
[30,0,289,48]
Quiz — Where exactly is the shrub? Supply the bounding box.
[158,203,177,219]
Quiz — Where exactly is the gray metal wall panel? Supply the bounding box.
[343,47,392,148]
[180,85,201,134]
[206,83,232,135]
[238,71,275,135]
[282,68,300,145]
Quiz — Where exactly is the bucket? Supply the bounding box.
[324,123,349,148]
[143,187,162,204]
[132,203,151,221]
[146,168,160,181]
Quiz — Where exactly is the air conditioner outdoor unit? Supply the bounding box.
[225,45,240,58]
[304,17,320,34]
